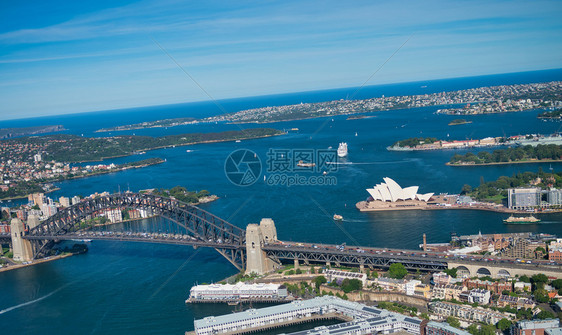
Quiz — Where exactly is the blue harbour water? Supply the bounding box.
[2,69,562,334]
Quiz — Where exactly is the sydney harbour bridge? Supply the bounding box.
[1,192,560,278]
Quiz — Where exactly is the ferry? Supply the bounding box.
[503,215,541,224]
[296,160,315,168]
[337,142,348,158]
[333,214,343,221]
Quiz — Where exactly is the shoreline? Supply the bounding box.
[72,132,285,163]
[0,253,73,273]
[0,160,164,201]
[355,200,557,214]
[446,158,562,166]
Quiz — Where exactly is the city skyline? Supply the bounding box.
[1,0,562,120]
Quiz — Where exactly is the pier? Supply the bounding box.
[190,296,422,335]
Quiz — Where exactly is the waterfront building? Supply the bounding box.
[366,177,433,203]
[29,192,46,207]
[511,319,560,335]
[188,282,288,302]
[429,301,507,324]
[41,203,57,218]
[325,269,367,286]
[547,190,562,206]
[104,209,122,223]
[193,296,423,335]
[71,196,81,205]
[426,321,471,335]
[508,188,541,210]
[59,196,70,207]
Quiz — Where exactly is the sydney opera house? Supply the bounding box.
[357,177,435,211]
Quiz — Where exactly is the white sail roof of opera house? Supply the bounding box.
[367,177,434,202]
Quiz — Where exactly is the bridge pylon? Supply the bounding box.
[11,218,33,262]
[245,218,280,275]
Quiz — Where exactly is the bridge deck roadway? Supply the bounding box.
[266,242,562,274]
[23,233,241,249]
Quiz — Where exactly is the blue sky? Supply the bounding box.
[1,0,561,120]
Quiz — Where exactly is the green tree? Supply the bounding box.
[461,184,472,195]
[341,279,362,293]
[519,275,531,283]
[444,268,458,278]
[496,318,512,331]
[388,263,407,279]
[313,276,327,290]
[551,279,562,290]
[533,289,550,303]
[446,316,460,328]
[536,310,555,320]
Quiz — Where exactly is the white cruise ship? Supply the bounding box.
[337,142,348,158]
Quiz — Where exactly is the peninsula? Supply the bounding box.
[388,133,562,152]
[448,144,562,166]
[96,117,197,132]
[204,81,562,123]
[0,125,65,139]
[0,128,283,199]
[537,108,562,120]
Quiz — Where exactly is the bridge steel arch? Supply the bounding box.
[25,193,247,270]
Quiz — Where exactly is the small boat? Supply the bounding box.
[186,150,193,153]
[297,160,315,167]
[333,214,343,221]
[227,301,240,306]
[235,140,241,143]
[503,215,541,224]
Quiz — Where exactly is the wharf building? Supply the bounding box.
[193,296,423,335]
[187,283,288,303]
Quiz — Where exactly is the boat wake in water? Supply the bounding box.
[0,283,71,315]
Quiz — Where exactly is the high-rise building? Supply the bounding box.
[71,196,81,205]
[508,188,541,210]
[59,196,70,207]
[547,189,562,206]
